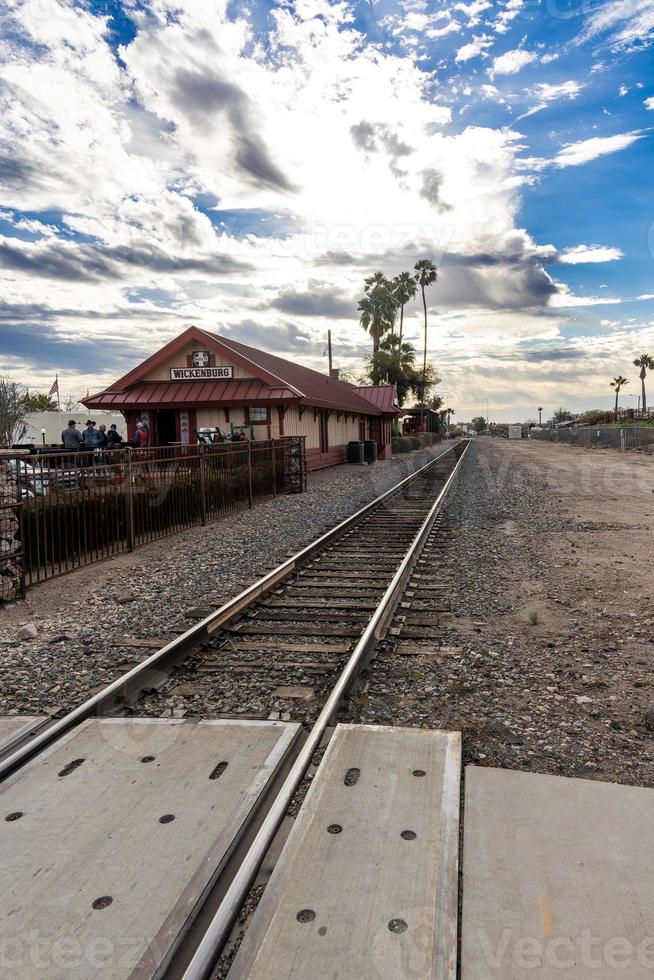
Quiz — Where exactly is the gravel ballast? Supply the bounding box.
[0,448,446,716]
[365,438,654,787]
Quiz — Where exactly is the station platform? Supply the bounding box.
[0,717,300,978]
[230,724,462,979]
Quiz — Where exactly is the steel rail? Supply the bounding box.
[0,442,460,780]
[180,439,470,980]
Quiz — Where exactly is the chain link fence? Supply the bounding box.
[530,426,654,452]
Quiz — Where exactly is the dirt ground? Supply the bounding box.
[365,438,654,786]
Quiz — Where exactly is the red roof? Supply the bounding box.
[85,326,398,416]
[355,385,400,415]
[85,379,297,409]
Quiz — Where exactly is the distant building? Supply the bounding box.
[401,407,441,434]
[84,326,400,470]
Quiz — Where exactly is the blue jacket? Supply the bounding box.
[82,427,103,448]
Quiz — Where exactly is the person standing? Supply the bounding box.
[97,424,109,449]
[61,420,83,452]
[133,422,148,448]
[106,423,122,450]
[82,420,102,449]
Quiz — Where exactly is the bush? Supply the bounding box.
[409,437,421,450]
[393,437,412,453]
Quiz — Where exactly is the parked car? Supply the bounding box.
[9,459,79,497]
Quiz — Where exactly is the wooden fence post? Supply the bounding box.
[126,449,135,552]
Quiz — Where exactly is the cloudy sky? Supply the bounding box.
[1,0,653,420]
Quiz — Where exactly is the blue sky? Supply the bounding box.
[0,0,653,420]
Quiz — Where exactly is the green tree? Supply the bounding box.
[358,283,397,357]
[364,271,392,293]
[21,392,57,412]
[366,335,418,404]
[412,363,441,405]
[552,407,574,423]
[633,354,654,413]
[470,415,487,434]
[414,259,438,428]
[609,374,628,417]
[392,272,417,344]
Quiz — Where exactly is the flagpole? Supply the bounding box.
[56,374,60,412]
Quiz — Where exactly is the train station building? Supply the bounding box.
[84,325,400,470]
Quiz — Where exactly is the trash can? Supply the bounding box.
[363,439,377,463]
[347,441,365,464]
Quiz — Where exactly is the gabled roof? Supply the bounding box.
[85,326,399,416]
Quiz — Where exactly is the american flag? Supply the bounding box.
[48,377,59,397]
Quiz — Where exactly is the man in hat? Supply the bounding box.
[82,420,103,450]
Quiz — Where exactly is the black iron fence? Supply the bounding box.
[9,437,306,588]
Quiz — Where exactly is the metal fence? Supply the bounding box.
[10,437,306,588]
[530,426,654,452]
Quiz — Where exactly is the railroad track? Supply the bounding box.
[0,439,469,979]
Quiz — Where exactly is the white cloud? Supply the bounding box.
[645,96,654,109]
[558,244,623,264]
[552,132,644,167]
[489,49,538,78]
[455,35,494,62]
[0,0,649,417]
[493,0,525,34]
[517,80,583,119]
[454,0,492,26]
[579,0,654,51]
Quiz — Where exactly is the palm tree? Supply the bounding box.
[633,354,654,413]
[358,285,397,357]
[414,259,438,429]
[610,375,628,418]
[364,271,391,293]
[392,272,417,344]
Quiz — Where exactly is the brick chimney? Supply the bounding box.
[329,368,340,381]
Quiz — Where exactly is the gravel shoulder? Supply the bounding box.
[365,438,654,786]
[0,447,444,716]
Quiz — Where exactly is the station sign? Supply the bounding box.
[170,365,234,381]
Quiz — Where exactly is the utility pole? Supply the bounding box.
[326,330,333,376]
[486,398,489,426]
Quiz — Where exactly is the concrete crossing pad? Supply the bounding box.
[0,717,299,979]
[462,766,654,980]
[0,715,45,755]
[230,723,461,979]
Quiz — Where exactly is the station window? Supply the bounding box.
[248,406,268,423]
